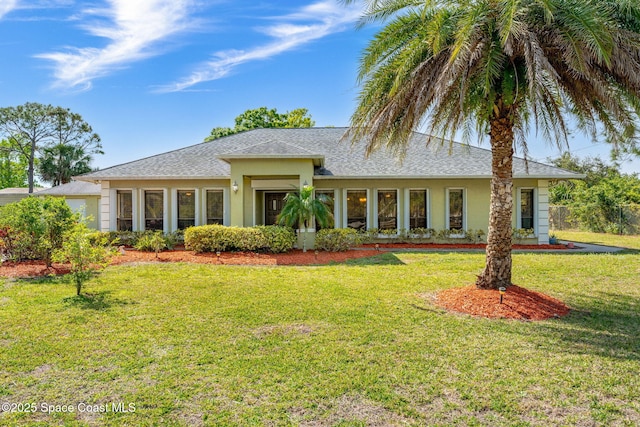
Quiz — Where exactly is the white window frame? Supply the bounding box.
[343,188,370,230]
[517,187,537,235]
[375,189,399,233]
[405,188,430,230]
[172,188,198,231]
[142,188,168,233]
[203,187,228,226]
[445,187,466,234]
[110,188,137,231]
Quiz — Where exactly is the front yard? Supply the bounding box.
[1,251,639,426]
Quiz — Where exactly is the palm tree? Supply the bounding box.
[344,0,640,289]
[278,185,333,252]
[38,143,93,187]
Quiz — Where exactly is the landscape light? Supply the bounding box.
[499,287,506,304]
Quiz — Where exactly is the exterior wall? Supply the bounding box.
[537,180,550,244]
[101,181,111,232]
[228,159,315,227]
[315,178,492,232]
[316,177,550,244]
[64,196,100,230]
[0,193,31,206]
[97,175,551,245]
[101,179,229,232]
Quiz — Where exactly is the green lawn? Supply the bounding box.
[1,252,639,426]
[553,230,640,251]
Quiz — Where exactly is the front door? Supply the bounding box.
[265,192,288,225]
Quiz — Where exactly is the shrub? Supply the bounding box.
[0,196,76,265]
[315,228,361,252]
[87,231,120,247]
[134,231,171,257]
[409,227,435,242]
[465,229,486,244]
[255,225,296,253]
[512,228,534,244]
[184,225,268,253]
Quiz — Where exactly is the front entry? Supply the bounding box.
[265,192,288,225]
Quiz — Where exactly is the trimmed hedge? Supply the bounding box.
[87,230,182,249]
[315,228,361,252]
[184,224,295,253]
[254,225,296,253]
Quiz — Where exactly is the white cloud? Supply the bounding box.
[0,0,20,19]
[36,0,194,90]
[159,0,363,93]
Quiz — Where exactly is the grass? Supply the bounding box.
[1,251,639,426]
[553,230,640,251]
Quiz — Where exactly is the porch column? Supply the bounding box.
[537,180,550,244]
[230,174,244,227]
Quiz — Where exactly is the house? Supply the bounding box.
[0,187,36,207]
[37,180,102,229]
[76,127,580,245]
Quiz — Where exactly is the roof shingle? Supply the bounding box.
[78,128,580,181]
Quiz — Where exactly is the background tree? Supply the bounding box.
[549,153,640,233]
[0,139,28,188]
[344,0,640,289]
[38,144,94,187]
[277,185,333,252]
[0,102,102,191]
[205,107,315,141]
[0,103,54,193]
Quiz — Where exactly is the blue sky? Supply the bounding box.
[1,0,639,174]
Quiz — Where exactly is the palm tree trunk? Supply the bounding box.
[476,115,514,290]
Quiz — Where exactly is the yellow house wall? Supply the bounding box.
[315,177,544,234]
[100,179,229,232]
[99,174,549,244]
[228,159,315,226]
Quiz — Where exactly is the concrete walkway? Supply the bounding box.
[557,240,626,253]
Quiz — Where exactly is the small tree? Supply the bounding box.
[53,222,114,296]
[277,185,333,252]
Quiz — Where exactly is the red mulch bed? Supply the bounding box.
[434,284,570,321]
[109,249,378,266]
[0,249,379,278]
[362,243,566,250]
[0,261,72,278]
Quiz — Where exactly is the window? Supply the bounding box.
[145,190,164,231]
[117,190,132,231]
[315,189,335,230]
[206,190,224,225]
[377,190,397,230]
[409,190,427,229]
[346,190,367,231]
[448,189,464,230]
[177,190,195,229]
[520,189,534,230]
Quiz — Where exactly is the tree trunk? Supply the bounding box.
[28,139,36,194]
[476,115,514,290]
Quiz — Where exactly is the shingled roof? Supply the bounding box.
[37,180,101,196]
[78,128,580,181]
